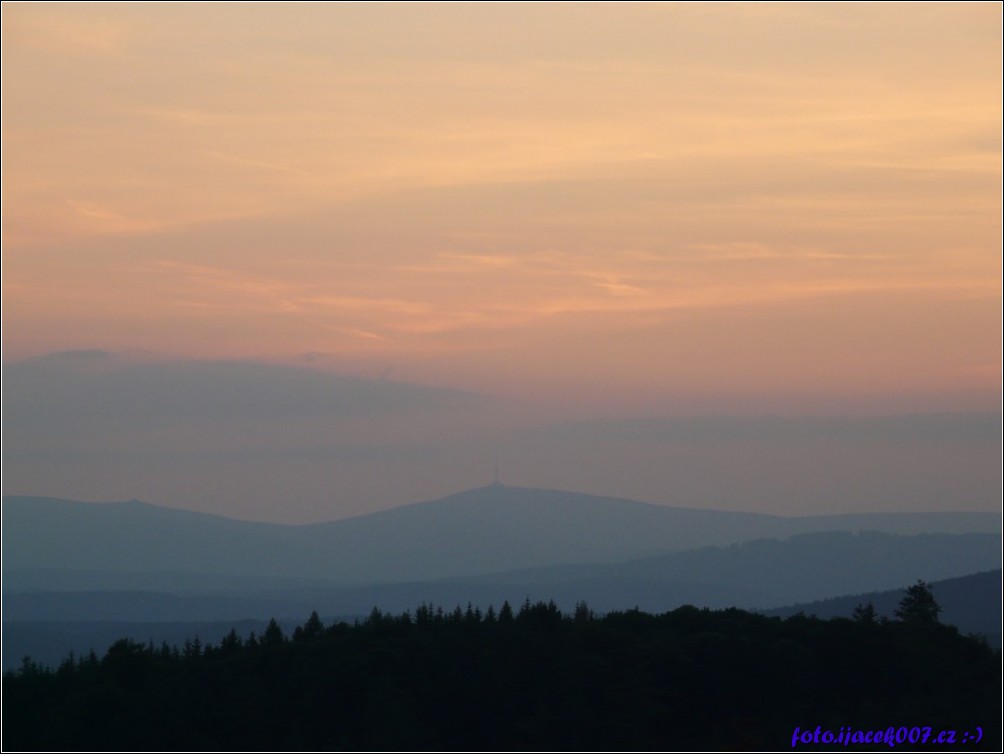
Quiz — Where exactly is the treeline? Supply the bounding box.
[3,600,999,751]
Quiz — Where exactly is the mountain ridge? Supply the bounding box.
[5,483,999,527]
[763,570,1002,644]
[4,487,1000,588]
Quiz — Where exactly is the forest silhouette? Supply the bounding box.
[4,589,999,751]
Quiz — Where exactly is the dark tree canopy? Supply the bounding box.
[3,601,997,751]
[852,601,878,623]
[895,579,942,624]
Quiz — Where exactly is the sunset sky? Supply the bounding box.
[2,4,1000,521]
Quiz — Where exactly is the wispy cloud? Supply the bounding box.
[3,3,998,408]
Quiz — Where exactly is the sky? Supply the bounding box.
[2,3,1001,522]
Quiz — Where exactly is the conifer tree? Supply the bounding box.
[262,618,285,645]
[895,580,941,624]
[852,602,878,623]
[498,600,514,623]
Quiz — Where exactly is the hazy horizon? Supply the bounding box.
[2,4,1000,523]
[3,349,999,524]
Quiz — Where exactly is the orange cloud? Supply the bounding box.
[2,3,999,410]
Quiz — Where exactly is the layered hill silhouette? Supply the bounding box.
[764,570,1002,641]
[4,486,999,670]
[6,528,998,621]
[4,485,999,590]
[433,529,1000,611]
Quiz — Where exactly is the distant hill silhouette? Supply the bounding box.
[4,487,999,589]
[435,530,1001,610]
[12,570,999,672]
[764,570,1002,645]
[5,487,999,671]
[4,529,998,629]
